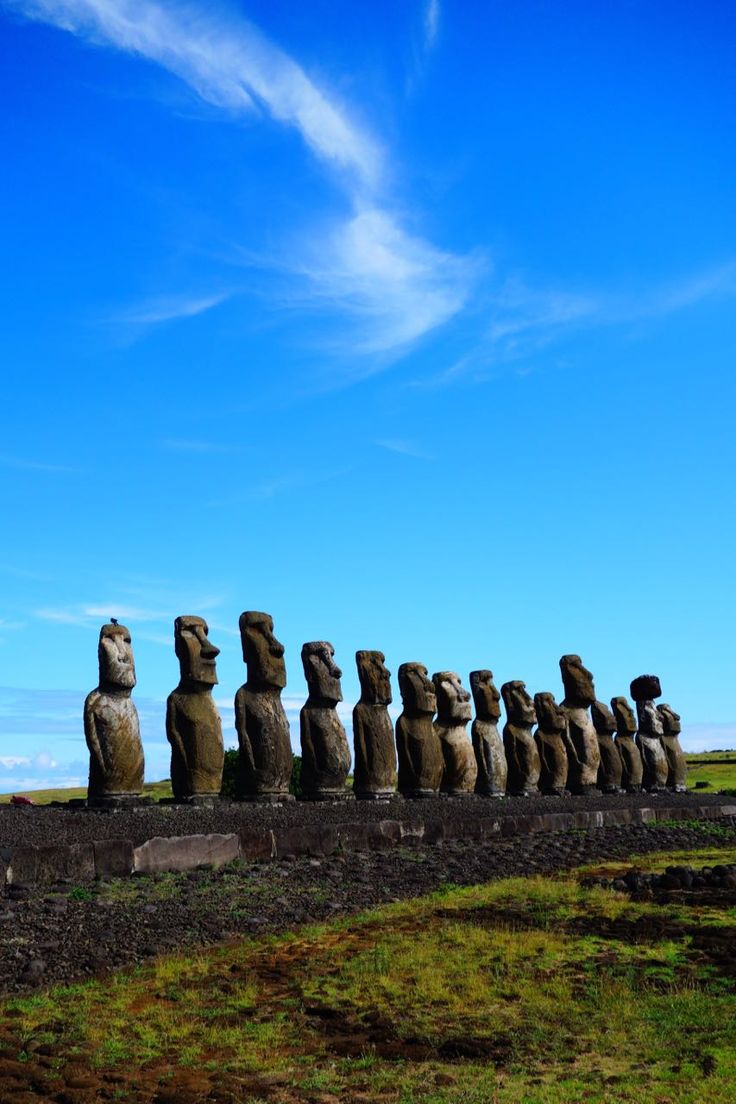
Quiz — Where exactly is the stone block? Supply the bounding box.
[420,819,445,845]
[238,828,275,861]
[273,825,325,859]
[335,824,371,851]
[367,820,402,850]
[3,847,37,886]
[5,844,95,886]
[94,839,135,878]
[133,833,240,875]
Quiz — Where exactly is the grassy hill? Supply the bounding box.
[0,780,173,805]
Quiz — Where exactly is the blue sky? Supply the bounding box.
[1,0,734,789]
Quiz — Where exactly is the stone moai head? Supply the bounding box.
[398,662,437,717]
[560,654,596,706]
[591,700,617,736]
[501,681,537,726]
[302,641,343,705]
[239,611,286,690]
[469,670,502,723]
[630,674,663,735]
[432,671,472,724]
[658,703,682,736]
[630,674,662,703]
[174,616,219,687]
[356,650,392,706]
[98,623,136,692]
[534,691,565,733]
[611,696,637,737]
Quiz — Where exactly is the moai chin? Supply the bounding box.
[533,692,568,797]
[470,670,507,797]
[591,700,624,793]
[611,695,644,792]
[84,623,145,806]
[353,650,397,800]
[559,654,600,794]
[630,674,668,792]
[433,671,477,796]
[166,616,224,802]
[299,642,351,800]
[501,681,540,796]
[658,703,688,792]
[395,662,443,798]
[234,611,294,803]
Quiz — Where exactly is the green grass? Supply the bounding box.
[684,754,736,793]
[0,779,173,804]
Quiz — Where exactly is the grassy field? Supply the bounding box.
[685,751,736,793]
[0,779,173,804]
[2,847,736,1103]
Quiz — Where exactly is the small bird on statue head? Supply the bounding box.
[110,617,119,626]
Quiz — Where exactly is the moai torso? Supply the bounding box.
[166,616,224,799]
[234,612,293,800]
[352,651,397,799]
[396,663,443,797]
[84,623,144,802]
[611,696,644,792]
[433,671,477,796]
[592,700,623,793]
[299,642,351,799]
[658,703,688,792]
[501,681,540,796]
[533,692,568,796]
[470,670,507,797]
[630,675,668,791]
[560,654,600,793]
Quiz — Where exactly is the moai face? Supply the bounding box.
[658,703,682,736]
[611,696,637,736]
[470,670,502,722]
[98,623,136,691]
[356,651,392,706]
[239,611,286,690]
[302,641,343,705]
[534,691,565,733]
[433,671,472,723]
[591,700,617,736]
[174,616,219,686]
[398,662,437,716]
[560,654,596,706]
[501,681,537,726]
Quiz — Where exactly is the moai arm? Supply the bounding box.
[83,693,105,778]
[165,696,189,774]
[353,707,368,772]
[562,718,581,772]
[234,686,255,778]
[300,708,316,775]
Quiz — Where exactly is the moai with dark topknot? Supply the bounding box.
[433,671,477,796]
[234,612,294,802]
[501,681,540,796]
[84,623,145,806]
[533,692,568,796]
[300,642,351,800]
[611,696,644,792]
[630,675,668,792]
[396,662,443,798]
[470,670,507,797]
[658,703,688,792]
[559,655,600,794]
[591,700,624,793]
[353,650,397,800]
[166,616,224,802]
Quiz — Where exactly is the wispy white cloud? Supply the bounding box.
[34,594,224,628]
[423,0,440,51]
[375,437,432,460]
[159,437,239,454]
[0,454,77,473]
[115,290,231,328]
[208,464,351,506]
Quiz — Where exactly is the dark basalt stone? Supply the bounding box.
[396,662,443,798]
[501,681,540,797]
[234,612,293,802]
[166,617,224,800]
[470,670,507,797]
[299,642,351,800]
[353,651,397,800]
[533,692,568,796]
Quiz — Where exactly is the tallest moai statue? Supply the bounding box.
[84,622,144,806]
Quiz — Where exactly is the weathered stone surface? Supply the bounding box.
[166,616,224,799]
[84,623,144,803]
[93,838,135,878]
[630,674,668,792]
[501,681,540,796]
[300,642,351,800]
[591,700,624,793]
[234,612,293,801]
[238,828,275,861]
[353,651,397,799]
[133,833,239,874]
[433,671,477,796]
[4,844,95,886]
[611,696,644,792]
[533,692,569,796]
[396,662,443,797]
[658,703,688,792]
[470,670,507,797]
[560,654,600,793]
[630,674,662,702]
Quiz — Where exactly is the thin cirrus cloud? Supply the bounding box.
[115,290,232,329]
[10,0,475,360]
[375,437,432,460]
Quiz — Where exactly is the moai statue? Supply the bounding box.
[533,692,568,797]
[591,700,623,793]
[234,611,293,802]
[658,703,688,792]
[470,670,507,797]
[166,616,224,801]
[395,662,442,798]
[501,681,540,796]
[433,671,477,796]
[630,674,668,792]
[611,696,644,793]
[84,623,145,806]
[353,650,397,800]
[559,655,600,794]
[300,642,351,800]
